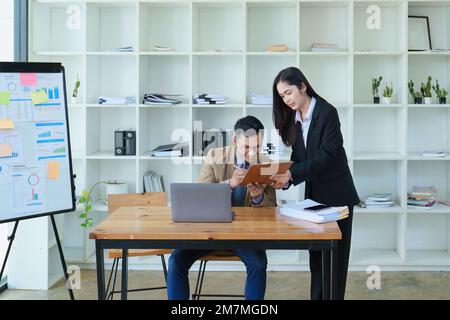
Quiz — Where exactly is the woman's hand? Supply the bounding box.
[247,183,265,199]
[270,170,292,189]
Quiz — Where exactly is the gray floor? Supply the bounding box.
[1,270,450,300]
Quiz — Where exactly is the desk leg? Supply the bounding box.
[331,241,338,300]
[321,249,330,300]
[121,249,128,300]
[95,240,105,300]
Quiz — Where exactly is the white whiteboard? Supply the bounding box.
[0,62,75,223]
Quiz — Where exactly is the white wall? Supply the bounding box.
[0,0,14,278]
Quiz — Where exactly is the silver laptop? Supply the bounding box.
[171,183,234,222]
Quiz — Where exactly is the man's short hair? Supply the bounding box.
[234,116,264,137]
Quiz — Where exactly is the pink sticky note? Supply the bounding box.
[20,73,37,86]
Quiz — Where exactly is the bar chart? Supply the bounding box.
[0,98,33,122]
[0,132,23,162]
[34,122,67,161]
[42,87,60,100]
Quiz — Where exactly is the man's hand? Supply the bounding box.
[270,170,292,189]
[247,183,266,199]
[230,168,247,188]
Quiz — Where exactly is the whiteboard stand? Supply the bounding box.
[0,216,74,300]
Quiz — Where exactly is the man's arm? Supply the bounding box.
[197,149,218,183]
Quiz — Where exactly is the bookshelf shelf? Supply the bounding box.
[407,155,450,161]
[354,204,404,214]
[351,212,407,264]
[407,203,450,214]
[247,1,298,53]
[350,249,404,266]
[85,152,137,160]
[353,152,404,160]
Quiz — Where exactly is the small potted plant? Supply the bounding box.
[77,181,105,228]
[408,80,422,104]
[432,79,448,104]
[372,76,382,104]
[71,74,80,104]
[77,180,128,227]
[420,76,433,105]
[382,82,393,104]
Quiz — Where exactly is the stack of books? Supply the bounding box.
[98,96,136,105]
[266,44,289,52]
[193,94,227,105]
[153,45,175,52]
[143,170,165,192]
[250,93,272,105]
[310,43,338,52]
[408,186,437,209]
[360,193,394,208]
[108,46,134,52]
[142,93,183,105]
[145,142,187,157]
[421,151,448,157]
[280,199,349,224]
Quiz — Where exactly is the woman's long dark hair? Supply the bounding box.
[272,67,324,146]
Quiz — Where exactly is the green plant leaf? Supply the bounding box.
[79,213,87,219]
[85,204,92,212]
[78,197,86,204]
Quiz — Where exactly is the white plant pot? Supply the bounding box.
[424,97,432,104]
[104,181,128,203]
[382,97,392,104]
[70,96,78,104]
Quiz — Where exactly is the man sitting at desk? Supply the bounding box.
[167,115,277,300]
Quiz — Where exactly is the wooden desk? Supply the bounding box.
[90,206,342,300]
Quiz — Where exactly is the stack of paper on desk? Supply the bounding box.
[280,199,349,224]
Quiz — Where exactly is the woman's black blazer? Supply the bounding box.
[286,97,360,207]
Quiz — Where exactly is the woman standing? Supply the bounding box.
[270,67,359,300]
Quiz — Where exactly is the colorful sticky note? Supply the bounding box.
[0,144,13,157]
[20,73,37,86]
[48,161,60,180]
[0,91,11,105]
[31,91,49,105]
[0,119,15,130]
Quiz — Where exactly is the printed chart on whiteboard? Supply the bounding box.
[0,67,74,222]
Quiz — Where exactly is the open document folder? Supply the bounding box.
[280,199,349,224]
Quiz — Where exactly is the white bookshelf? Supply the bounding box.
[8,214,66,289]
[24,0,450,281]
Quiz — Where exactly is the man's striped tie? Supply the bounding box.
[231,162,250,207]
